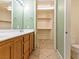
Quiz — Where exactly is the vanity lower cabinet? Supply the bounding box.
[0,41,12,59]
[0,32,34,59]
[30,33,34,54]
[13,37,23,59]
[23,34,30,59]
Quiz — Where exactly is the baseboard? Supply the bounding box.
[57,50,63,59]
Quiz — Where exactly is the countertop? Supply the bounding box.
[0,29,34,42]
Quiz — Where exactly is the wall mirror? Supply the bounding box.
[0,0,12,29]
[0,0,35,30]
[0,0,24,30]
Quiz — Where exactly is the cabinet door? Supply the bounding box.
[30,33,34,54]
[24,34,30,59]
[56,0,64,57]
[24,52,29,59]
[24,40,29,54]
[0,43,11,59]
[14,37,22,59]
[24,34,29,53]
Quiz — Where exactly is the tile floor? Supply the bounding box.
[29,39,59,59]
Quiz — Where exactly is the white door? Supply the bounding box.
[64,0,71,59]
[56,0,71,59]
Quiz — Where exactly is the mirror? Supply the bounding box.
[13,0,24,29]
[0,0,35,30]
[0,0,24,30]
[23,0,35,29]
[0,0,12,29]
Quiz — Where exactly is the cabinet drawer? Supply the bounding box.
[24,51,29,59]
[24,35,29,42]
[24,41,29,53]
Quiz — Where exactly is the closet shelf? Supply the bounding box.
[37,7,54,10]
[37,28,52,30]
[37,18,51,19]
[37,27,52,30]
[0,20,11,23]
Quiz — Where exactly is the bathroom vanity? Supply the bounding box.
[0,30,34,59]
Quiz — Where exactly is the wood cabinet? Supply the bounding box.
[30,33,34,54]
[13,37,23,59]
[23,34,30,59]
[0,41,12,59]
[24,51,29,59]
[0,32,34,59]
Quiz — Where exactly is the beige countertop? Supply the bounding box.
[0,29,34,42]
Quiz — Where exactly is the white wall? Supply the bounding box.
[71,0,79,44]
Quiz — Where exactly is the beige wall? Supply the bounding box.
[71,0,79,44]
[0,7,11,29]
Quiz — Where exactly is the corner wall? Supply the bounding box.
[71,0,79,44]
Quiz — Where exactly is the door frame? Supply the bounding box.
[11,0,13,29]
[54,0,71,59]
[54,0,57,49]
[64,0,71,59]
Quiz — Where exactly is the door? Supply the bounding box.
[13,37,22,59]
[56,0,71,59]
[56,0,64,58]
[64,0,71,59]
[0,43,12,59]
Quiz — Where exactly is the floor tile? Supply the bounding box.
[39,39,54,49]
[29,39,58,59]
